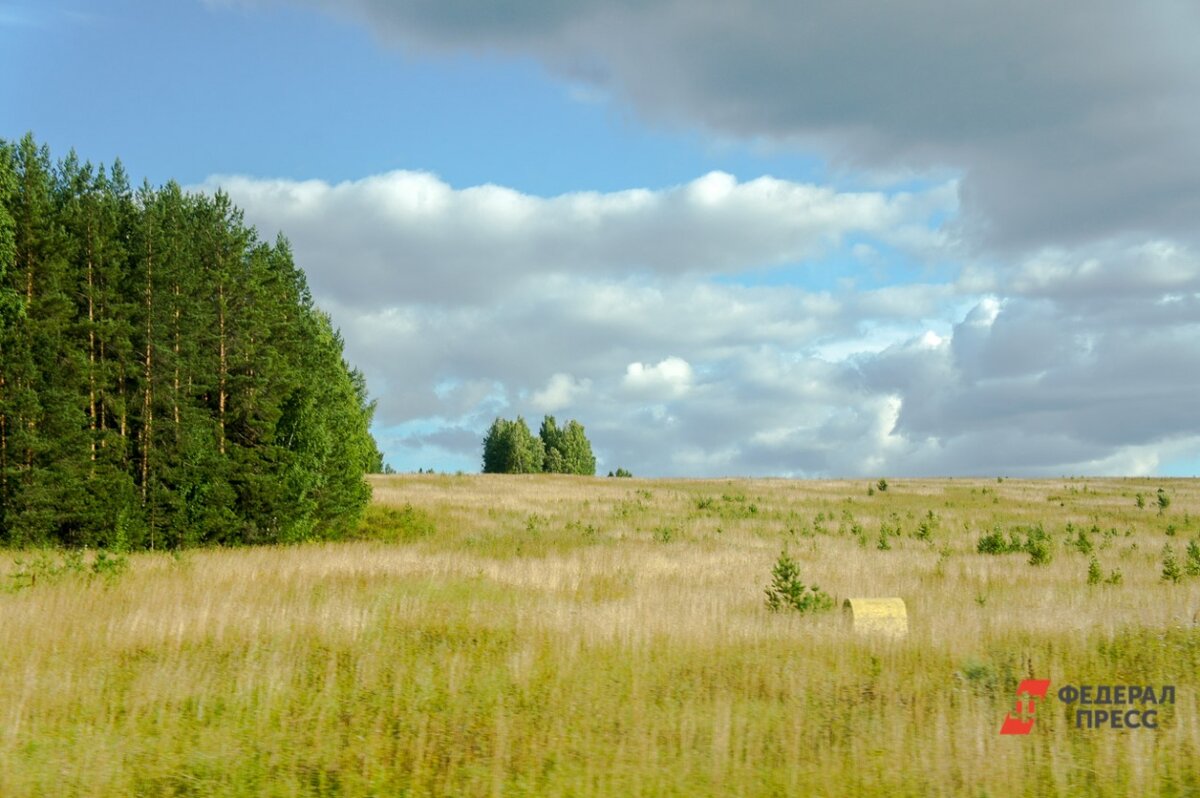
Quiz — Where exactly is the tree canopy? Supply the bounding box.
[0,135,381,548]
[483,414,595,475]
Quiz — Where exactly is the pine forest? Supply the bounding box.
[0,135,381,549]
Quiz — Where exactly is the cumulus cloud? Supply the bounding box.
[203,170,951,307]
[622,357,694,401]
[198,163,1200,476]
[232,0,1200,253]
[530,373,591,413]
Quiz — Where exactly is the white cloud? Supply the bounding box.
[198,167,1200,477]
[622,357,694,400]
[240,0,1200,252]
[530,373,591,413]
[203,170,954,308]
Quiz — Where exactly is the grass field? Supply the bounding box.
[2,474,1199,796]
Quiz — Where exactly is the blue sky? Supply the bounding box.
[4,0,1199,477]
[2,0,825,194]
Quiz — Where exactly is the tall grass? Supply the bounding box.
[1,475,1198,796]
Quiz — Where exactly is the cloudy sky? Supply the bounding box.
[4,0,1199,477]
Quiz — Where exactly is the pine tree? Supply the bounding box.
[0,136,381,547]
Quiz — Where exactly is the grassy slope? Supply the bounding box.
[2,474,1199,796]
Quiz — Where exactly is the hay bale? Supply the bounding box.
[843,597,908,637]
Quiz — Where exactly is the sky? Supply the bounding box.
[3,0,1199,477]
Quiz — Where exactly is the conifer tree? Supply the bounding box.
[0,136,380,547]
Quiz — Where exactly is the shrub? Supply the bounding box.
[977,525,1018,555]
[1071,524,1093,555]
[876,478,889,493]
[1162,543,1182,584]
[1186,539,1200,577]
[764,549,833,614]
[1024,525,1053,566]
[1087,556,1102,585]
[876,525,892,551]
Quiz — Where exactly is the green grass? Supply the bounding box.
[2,475,1199,796]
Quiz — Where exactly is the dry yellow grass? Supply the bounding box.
[1,474,1198,796]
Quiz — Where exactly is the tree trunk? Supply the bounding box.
[87,224,97,463]
[218,281,226,456]
[141,231,153,504]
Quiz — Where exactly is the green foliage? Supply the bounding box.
[1186,539,1200,577]
[539,416,596,475]
[1161,543,1182,584]
[914,510,936,540]
[1087,556,1102,585]
[352,503,437,544]
[652,524,678,543]
[764,548,833,614]
[975,523,1051,564]
[608,467,633,478]
[1070,524,1093,555]
[876,525,892,551]
[1024,524,1052,566]
[90,548,129,583]
[481,415,596,476]
[1135,493,1146,509]
[5,546,126,591]
[876,478,888,493]
[0,136,379,547]
[976,525,1020,555]
[1157,488,1171,515]
[481,416,544,474]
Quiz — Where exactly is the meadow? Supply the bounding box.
[2,474,1199,797]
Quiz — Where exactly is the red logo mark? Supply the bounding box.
[1000,679,1052,735]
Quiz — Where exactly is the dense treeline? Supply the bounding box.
[0,135,381,548]
[482,415,596,475]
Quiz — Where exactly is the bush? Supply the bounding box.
[1162,543,1182,584]
[1024,525,1053,566]
[976,525,1019,555]
[1070,524,1093,555]
[764,549,834,614]
[353,504,437,543]
[975,523,1051,564]
[1187,539,1200,577]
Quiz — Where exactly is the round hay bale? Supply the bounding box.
[843,597,908,637]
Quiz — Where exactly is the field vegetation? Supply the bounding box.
[2,474,1199,796]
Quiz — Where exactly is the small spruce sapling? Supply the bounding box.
[1185,539,1200,577]
[764,549,833,614]
[1162,543,1182,584]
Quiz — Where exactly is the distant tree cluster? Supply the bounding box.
[0,135,381,549]
[481,415,596,475]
